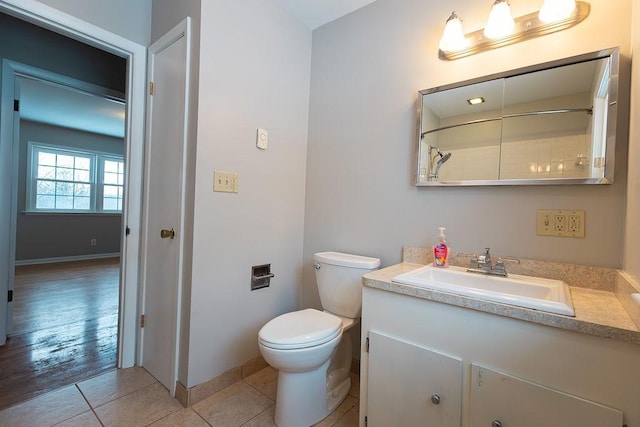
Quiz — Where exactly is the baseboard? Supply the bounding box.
[15,253,120,266]
[175,355,269,408]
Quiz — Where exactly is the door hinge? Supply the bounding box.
[365,416,368,427]
[366,337,370,353]
[7,290,13,302]
[140,314,145,328]
[125,226,131,236]
[13,99,19,112]
[149,82,154,95]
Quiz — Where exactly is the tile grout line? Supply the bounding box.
[74,384,105,427]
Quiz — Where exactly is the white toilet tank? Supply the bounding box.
[314,252,381,319]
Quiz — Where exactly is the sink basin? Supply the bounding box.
[392,265,575,316]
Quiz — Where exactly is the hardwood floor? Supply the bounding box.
[0,258,119,411]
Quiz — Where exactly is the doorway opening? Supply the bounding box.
[0,6,143,409]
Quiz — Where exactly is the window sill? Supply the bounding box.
[22,211,122,217]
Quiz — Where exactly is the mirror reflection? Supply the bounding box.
[417,47,618,186]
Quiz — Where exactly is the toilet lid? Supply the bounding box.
[259,308,342,350]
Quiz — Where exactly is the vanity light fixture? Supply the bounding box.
[438,1,590,60]
[484,0,515,40]
[438,12,468,52]
[467,97,485,105]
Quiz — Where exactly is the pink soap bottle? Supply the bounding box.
[433,227,449,267]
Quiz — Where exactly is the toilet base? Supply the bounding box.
[274,358,332,427]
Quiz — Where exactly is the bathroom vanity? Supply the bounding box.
[359,260,640,427]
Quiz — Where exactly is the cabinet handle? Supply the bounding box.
[430,394,441,405]
[492,421,503,427]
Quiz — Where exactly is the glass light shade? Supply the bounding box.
[539,0,577,23]
[439,12,468,52]
[484,0,515,40]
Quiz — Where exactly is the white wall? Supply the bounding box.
[185,0,311,387]
[34,0,151,46]
[625,0,640,281]
[303,0,632,314]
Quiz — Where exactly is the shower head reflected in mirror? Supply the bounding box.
[428,145,452,180]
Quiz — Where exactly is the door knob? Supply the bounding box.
[160,228,175,239]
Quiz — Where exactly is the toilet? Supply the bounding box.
[258,251,381,427]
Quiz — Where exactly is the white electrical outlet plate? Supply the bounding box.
[256,128,268,150]
[537,210,585,238]
[213,171,239,193]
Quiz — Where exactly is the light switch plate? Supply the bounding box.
[256,128,268,150]
[213,171,239,193]
[536,210,585,238]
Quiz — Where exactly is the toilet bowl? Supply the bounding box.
[258,252,380,427]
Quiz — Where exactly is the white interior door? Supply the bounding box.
[140,18,191,394]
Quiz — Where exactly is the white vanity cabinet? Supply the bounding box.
[367,331,462,426]
[469,364,622,427]
[360,285,640,427]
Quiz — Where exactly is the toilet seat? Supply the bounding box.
[259,308,342,350]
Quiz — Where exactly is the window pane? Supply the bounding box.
[104,185,119,197]
[75,183,91,197]
[37,165,56,179]
[104,172,119,185]
[56,182,74,196]
[36,195,55,209]
[57,154,74,168]
[74,169,91,182]
[57,196,73,209]
[104,160,119,173]
[56,167,74,181]
[74,196,90,210]
[38,152,56,166]
[76,157,90,170]
[36,180,55,195]
[103,198,118,211]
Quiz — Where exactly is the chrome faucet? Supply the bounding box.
[466,248,520,277]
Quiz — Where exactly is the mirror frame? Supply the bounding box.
[416,47,620,186]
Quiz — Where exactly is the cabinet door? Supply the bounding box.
[470,364,623,427]
[366,331,462,427]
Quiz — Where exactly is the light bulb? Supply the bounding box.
[439,12,468,52]
[484,0,515,40]
[539,0,577,23]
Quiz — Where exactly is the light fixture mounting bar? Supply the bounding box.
[439,1,589,61]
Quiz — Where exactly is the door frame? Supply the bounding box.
[138,17,192,395]
[0,0,146,367]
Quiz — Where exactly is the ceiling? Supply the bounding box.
[275,0,377,29]
[19,77,125,139]
[18,1,377,138]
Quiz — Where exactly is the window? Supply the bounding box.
[100,157,125,211]
[27,143,124,213]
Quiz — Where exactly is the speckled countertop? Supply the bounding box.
[363,262,640,345]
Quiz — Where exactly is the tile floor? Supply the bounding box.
[0,366,360,426]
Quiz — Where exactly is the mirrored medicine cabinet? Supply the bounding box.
[416,47,620,186]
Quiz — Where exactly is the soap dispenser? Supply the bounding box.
[433,227,450,267]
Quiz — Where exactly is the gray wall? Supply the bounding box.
[181,0,312,388]
[16,120,123,261]
[303,0,632,318]
[625,0,640,283]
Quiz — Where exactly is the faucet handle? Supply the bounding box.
[477,248,491,268]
